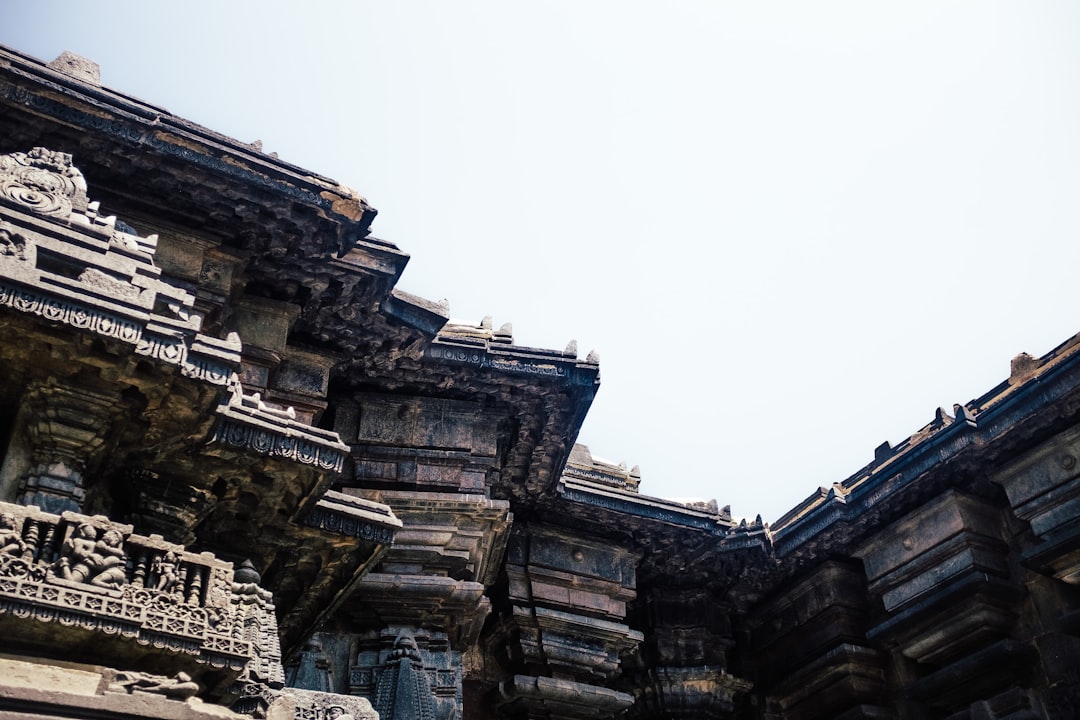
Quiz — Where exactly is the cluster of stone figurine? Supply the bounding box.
[0,512,181,591]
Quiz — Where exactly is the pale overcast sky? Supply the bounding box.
[4,2,1080,522]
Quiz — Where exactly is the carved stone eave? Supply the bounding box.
[0,45,378,250]
[207,392,351,516]
[234,489,401,660]
[769,339,1080,572]
[276,490,400,655]
[0,200,241,389]
[344,573,491,649]
[564,444,641,492]
[771,411,979,557]
[557,476,729,532]
[349,489,512,587]
[511,604,645,678]
[492,675,634,718]
[427,337,600,385]
[551,475,771,592]
[305,490,402,540]
[383,288,450,337]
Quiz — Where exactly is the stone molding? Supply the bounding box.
[210,390,351,473]
[493,674,634,717]
[0,148,242,387]
[0,501,282,684]
[304,490,401,545]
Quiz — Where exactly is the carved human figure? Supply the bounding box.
[152,551,180,593]
[326,706,354,720]
[0,227,28,261]
[55,522,96,581]
[0,513,26,556]
[108,670,200,700]
[92,529,127,588]
[54,522,127,588]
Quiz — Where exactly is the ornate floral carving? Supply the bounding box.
[0,147,88,218]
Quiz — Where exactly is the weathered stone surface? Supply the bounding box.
[6,43,1080,720]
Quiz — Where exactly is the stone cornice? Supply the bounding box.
[209,391,351,473]
[771,337,1080,559]
[304,490,402,545]
[0,45,378,240]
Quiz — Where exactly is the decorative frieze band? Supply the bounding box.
[0,280,141,342]
[211,418,346,472]
[0,146,241,388]
[0,280,237,387]
[304,505,397,545]
[0,556,249,667]
[0,503,280,679]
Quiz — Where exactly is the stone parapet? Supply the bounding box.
[0,501,282,696]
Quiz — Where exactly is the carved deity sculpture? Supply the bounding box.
[53,522,127,588]
[0,513,26,556]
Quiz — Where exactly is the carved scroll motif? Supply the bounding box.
[0,147,88,219]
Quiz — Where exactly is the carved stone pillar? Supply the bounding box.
[741,560,887,720]
[990,423,1080,584]
[10,379,122,514]
[854,490,1027,715]
[486,523,639,719]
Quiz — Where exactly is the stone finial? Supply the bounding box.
[565,340,578,357]
[48,51,101,84]
[373,631,437,720]
[235,558,262,585]
[953,403,978,426]
[585,349,600,364]
[1010,352,1038,384]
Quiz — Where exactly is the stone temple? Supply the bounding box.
[0,45,1079,720]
